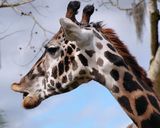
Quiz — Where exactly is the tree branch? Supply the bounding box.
[12,7,53,37]
[98,0,132,11]
[0,30,24,40]
[0,0,35,8]
[81,0,92,2]
[26,22,36,48]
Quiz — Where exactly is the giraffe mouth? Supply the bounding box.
[21,90,42,109]
[23,92,29,99]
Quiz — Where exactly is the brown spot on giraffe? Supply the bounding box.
[52,66,58,79]
[64,56,70,72]
[107,43,116,52]
[71,57,78,70]
[91,68,105,85]
[123,72,143,92]
[111,85,119,93]
[135,95,148,116]
[50,80,54,86]
[96,42,103,49]
[118,96,133,114]
[58,61,64,76]
[93,30,103,40]
[96,57,104,66]
[141,112,160,128]
[85,49,95,57]
[147,94,160,112]
[110,69,119,81]
[62,76,68,83]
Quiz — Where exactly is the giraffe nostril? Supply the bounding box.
[23,92,29,99]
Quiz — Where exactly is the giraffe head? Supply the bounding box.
[11,1,101,109]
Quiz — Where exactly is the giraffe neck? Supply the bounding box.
[80,27,160,128]
[79,26,160,128]
[92,55,160,128]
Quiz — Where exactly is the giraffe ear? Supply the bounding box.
[59,18,93,48]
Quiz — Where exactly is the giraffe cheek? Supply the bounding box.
[23,95,41,109]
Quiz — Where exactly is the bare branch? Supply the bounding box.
[98,0,132,11]
[26,22,36,48]
[0,28,9,34]
[0,4,54,68]
[29,3,46,17]
[81,0,92,2]
[0,30,24,40]
[29,13,53,36]
[108,0,132,11]
[12,7,54,37]
[0,0,35,8]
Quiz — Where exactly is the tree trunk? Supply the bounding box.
[148,0,160,98]
[149,47,160,97]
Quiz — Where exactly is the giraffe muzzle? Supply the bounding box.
[11,83,41,109]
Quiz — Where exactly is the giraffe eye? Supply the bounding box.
[45,46,60,55]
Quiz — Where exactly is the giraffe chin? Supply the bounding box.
[23,95,41,109]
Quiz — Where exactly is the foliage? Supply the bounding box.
[0,111,6,128]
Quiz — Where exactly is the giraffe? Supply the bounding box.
[11,1,160,128]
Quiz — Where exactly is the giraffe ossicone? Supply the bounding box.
[60,18,93,47]
[11,1,160,128]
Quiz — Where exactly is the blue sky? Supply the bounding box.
[0,0,151,128]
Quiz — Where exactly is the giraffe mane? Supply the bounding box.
[94,24,153,89]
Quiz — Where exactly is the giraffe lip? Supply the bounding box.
[23,95,41,109]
